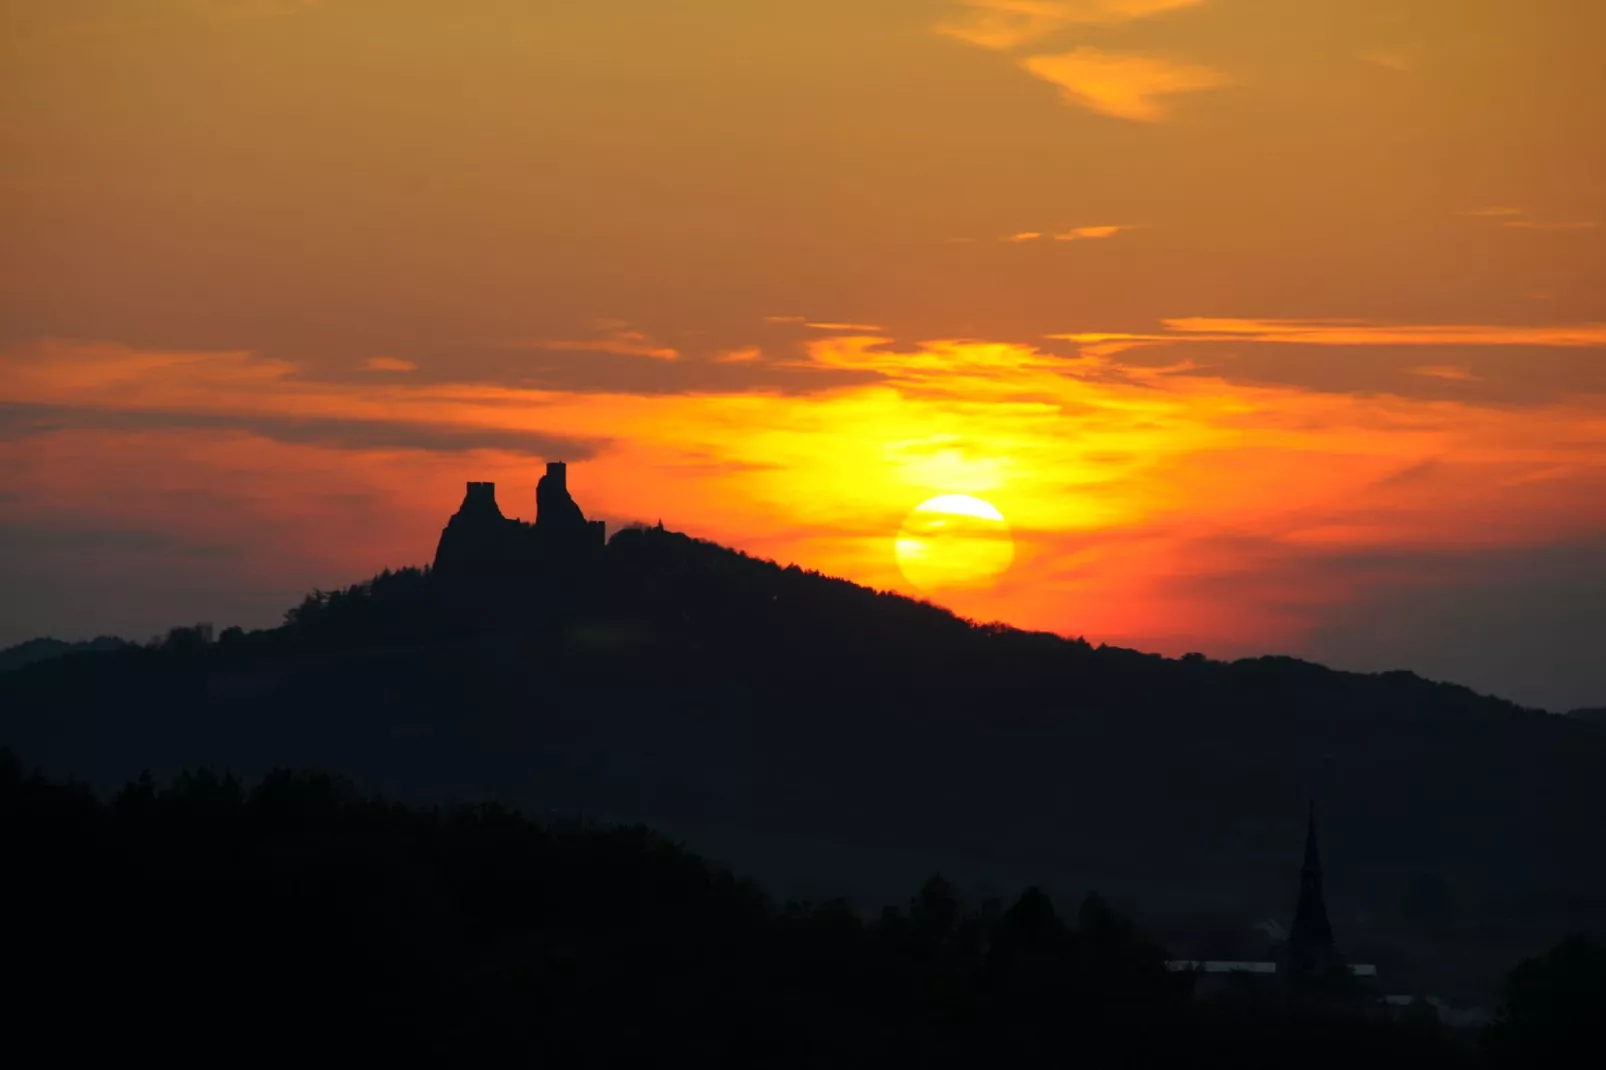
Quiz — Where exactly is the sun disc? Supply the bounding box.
[895,494,1014,593]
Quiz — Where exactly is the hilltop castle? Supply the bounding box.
[432,462,605,590]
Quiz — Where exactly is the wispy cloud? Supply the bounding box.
[535,326,679,361]
[364,356,418,373]
[196,0,325,21]
[1411,365,1480,382]
[1462,207,1598,232]
[1052,318,1606,356]
[1501,220,1599,233]
[804,321,886,332]
[1358,48,1414,72]
[714,347,763,364]
[1021,48,1229,121]
[1001,226,1132,242]
[0,400,598,459]
[1166,319,1606,346]
[937,0,1208,51]
[1055,224,1131,241]
[763,317,886,334]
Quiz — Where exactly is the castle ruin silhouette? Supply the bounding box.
[432,462,605,600]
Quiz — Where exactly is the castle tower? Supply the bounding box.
[462,481,503,517]
[1286,802,1338,981]
[536,461,586,533]
[433,480,514,583]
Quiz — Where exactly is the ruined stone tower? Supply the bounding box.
[535,461,606,548]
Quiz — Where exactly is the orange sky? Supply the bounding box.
[2,1,1604,709]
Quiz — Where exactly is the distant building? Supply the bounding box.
[1162,961,1379,978]
[1286,801,1344,984]
[1379,993,1493,1029]
[1166,960,1278,975]
[1166,804,1378,1001]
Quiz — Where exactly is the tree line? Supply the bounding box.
[9,750,1596,1067]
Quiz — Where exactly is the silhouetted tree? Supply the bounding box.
[1485,936,1606,1067]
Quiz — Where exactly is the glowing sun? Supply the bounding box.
[895,494,1015,593]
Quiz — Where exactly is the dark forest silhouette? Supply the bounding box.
[16,750,1583,1067]
[4,468,1606,1057]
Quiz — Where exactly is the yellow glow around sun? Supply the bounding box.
[895,494,1015,593]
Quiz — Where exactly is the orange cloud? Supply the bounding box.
[1053,318,1606,355]
[1020,48,1229,121]
[999,226,1131,243]
[1411,365,1480,382]
[197,0,325,20]
[1358,48,1413,72]
[1462,207,1599,232]
[364,356,418,373]
[937,0,1208,51]
[1502,220,1599,233]
[535,328,679,361]
[1055,225,1130,241]
[714,347,763,364]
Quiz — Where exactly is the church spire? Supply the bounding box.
[1288,801,1336,975]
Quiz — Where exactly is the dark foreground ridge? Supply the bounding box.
[15,752,1600,1067]
[3,466,1605,1009]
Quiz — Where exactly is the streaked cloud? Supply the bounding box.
[1501,220,1599,233]
[1358,48,1414,72]
[1020,48,1229,121]
[535,327,680,361]
[1411,365,1480,382]
[1002,226,1132,242]
[714,347,763,364]
[764,317,886,333]
[1462,207,1599,232]
[195,0,325,20]
[937,0,1208,51]
[364,356,418,373]
[1055,225,1130,241]
[0,400,600,459]
[1054,318,1606,356]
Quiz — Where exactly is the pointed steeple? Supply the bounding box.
[1288,801,1336,974]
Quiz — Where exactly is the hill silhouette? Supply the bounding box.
[0,634,133,673]
[2,477,1604,1000]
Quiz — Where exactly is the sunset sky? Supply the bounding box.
[3,0,1603,710]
